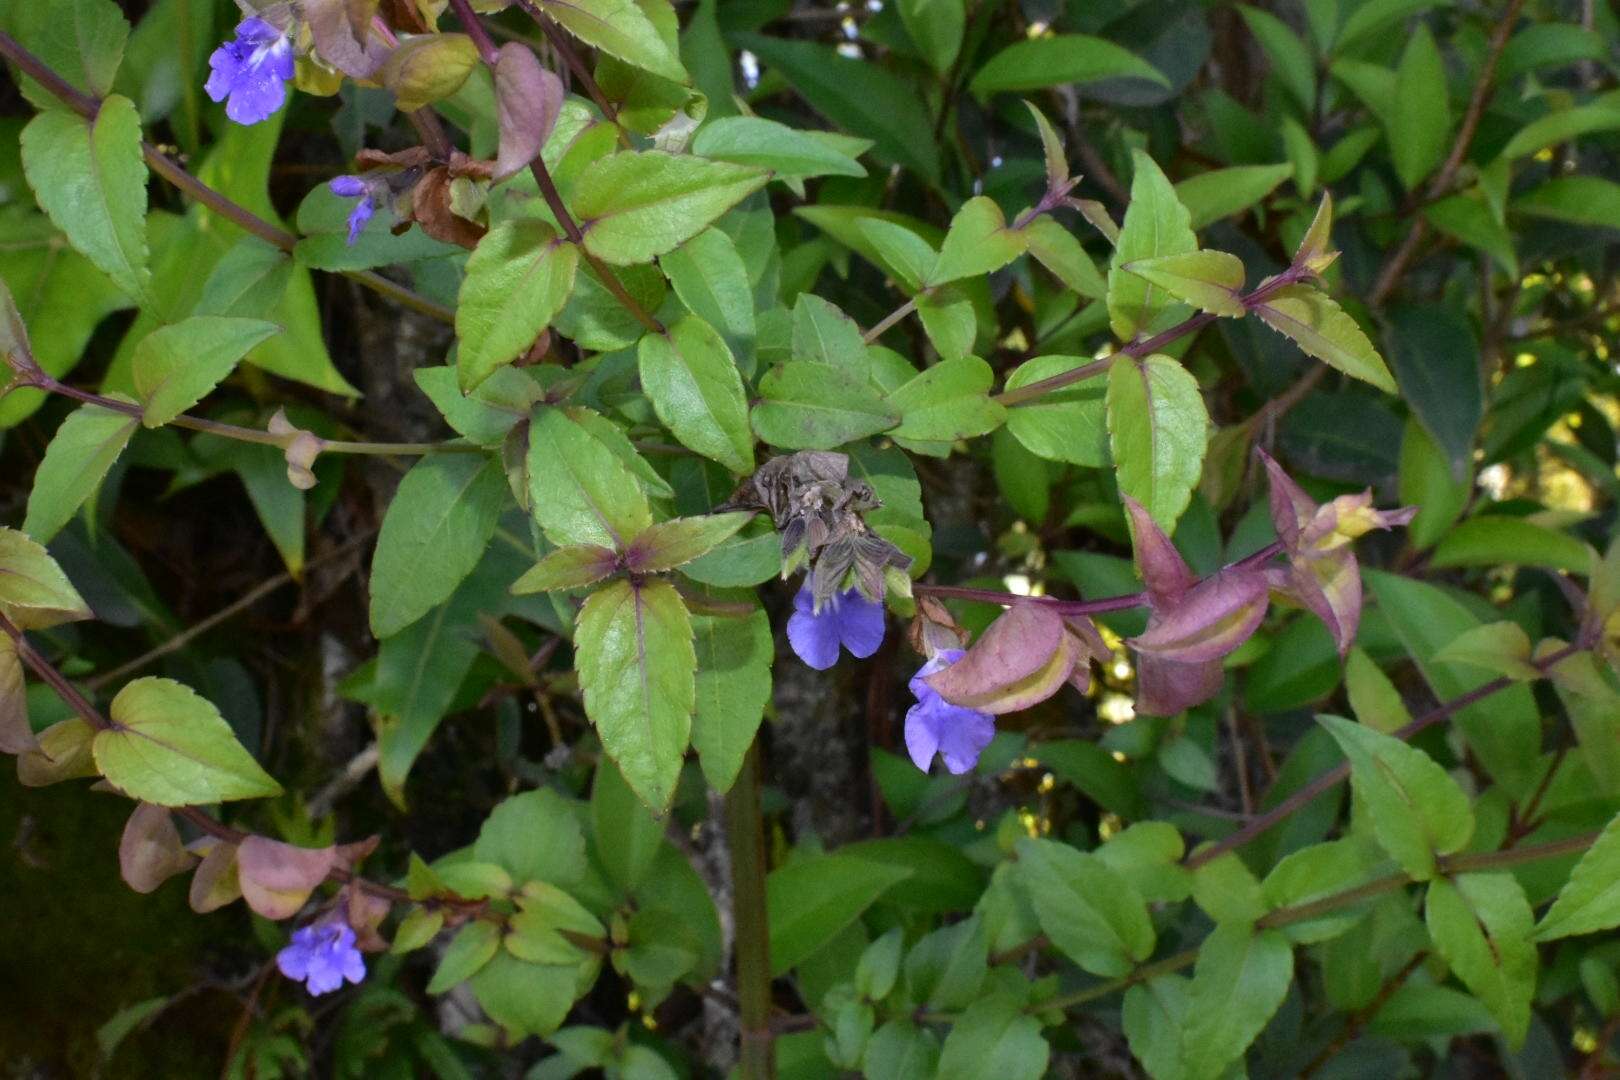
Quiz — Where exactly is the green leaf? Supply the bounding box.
[456,222,580,391]
[1002,357,1109,466]
[1426,873,1536,1047]
[1494,103,1620,163]
[1122,250,1246,317]
[1384,303,1482,476]
[791,294,867,371]
[1016,837,1154,976]
[690,601,772,792]
[575,579,694,810]
[751,361,899,450]
[625,513,755,574]
[131,316,279,427]
[1238,5,1315,113]
[20,95,150,304]
[532,0,687,83]
[1253,284,1396,393]
[1107,354,1208,532]
[637,316,754,473]
[291,183,462,270]
[1022,216,1105,299]
[1334,0,1450,53]
[1318,714,1473,880]
[1260,837,1385,943]
[475,787,586,886]
[1173,163,1292,231]
[468,950,584,1038]
[1400,418,1471,550]
[970,35,1168,94]
[1425,193,1518,277]
[1181,924,1294,1080]
[369,454,507,638]
[194,239,293,321]
[527,406,653,549]
[884,356,1005,442]
[4,0,130,107]
[23,401,139,543]
[1390,25,1449,191]
[857,219,938,294]
[428,920,502,994]
[1534,812,1620,941]
[1432,622,1538,680]
[1512,177,1620,229]
[1109,151,1197,342]
[679,530,782,587]
[1430,516,1592,573]
[1123,977,1192,1080]
[1366,571,1541,796]
[659,228,756,360]
[414,365,547,447]
[730,34,941,185]
[0,527,94,629]
[896,0,965,73]
[572,150,768,265]
[935,994,1049,1080]
[929,197,1028,286]
[94,677,282,805]
[510,544,618,594]
[1345,648,1412,733]
[689,116,867,178]
[766,853,911,975]
[591,757,664,891]
[916,287,977,362]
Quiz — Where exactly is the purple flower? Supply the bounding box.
[329,175,375,244]
[276,918,366,996]
[905,650,995,774]
[786,585,884,670]
[205,18,294,126]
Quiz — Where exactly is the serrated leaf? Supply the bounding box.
[1254,284,1396,393]
[533,0,687,83]
[23,401,139,543]
[19,95,150,304]
[1109,151,1197,341]
[1122,250,1246,317]
[527,406,653,549]
[659,228,755,360]
[0,527,93,630]
[1181,924,1294,1080]
[751,361,898,450]
[510,544,618,594]
[1426,873,1536,1047]
[624,513,755,573]
[572,151,766,265]
[131,316,280,427]
[690,116,867,178]
[1318,714,1473,880]
[1107,354,1208,532]
[94,677,282,805]
[1016,837,1154,976]
[856,219,938,294]
[369,454,507,638]
[575,579,694,810]
[638,316,753,473]
[884,356,1005,442]
[792,293,868,371]
[970,35,1168,94]
[1534,812,1620,941]
[691,601,772,791]
[1002,356,1109,465]
[928,197,1027,286]
[5,0,129,107]
[456,222,580,391]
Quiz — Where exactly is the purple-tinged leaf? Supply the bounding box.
[304,0,392,78]
[925,603,1075,715]
[1274,554,1362,655]
[188,839,242,913]
[1064,616,1110,694]
[119,803,197,894]
[1122,496,1195,606]
[511,544,619,595]
[1258,449,1314,551]
[238,836,337,920]
[1130,571,1269,664]
[1135,654,1223,717]
[494,43,564,182]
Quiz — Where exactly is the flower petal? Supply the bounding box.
[787,588,842,670]
[904,701,943,772]
[834,591,885,658]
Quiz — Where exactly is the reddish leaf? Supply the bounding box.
[119,803,198,894]
[1064,616,1109,694]
[345,883,393,952]
[305,0,393,78]
[1136,654,1224,717]
[1123,496,1195,606]
[237,836,337,919]
[188,840,242,914]
[1129,570,1269,663]
[494,43,563,182]
[925,603,1075,714]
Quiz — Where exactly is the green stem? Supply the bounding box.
[728,740,776,1079]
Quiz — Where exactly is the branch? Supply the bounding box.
[0,31,455,325]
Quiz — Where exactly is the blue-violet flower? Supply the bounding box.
[786,585,884,670]
[905,650,995,774]
[328,175,375,245]
[205,18,294,126]
[276,918,366,996]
